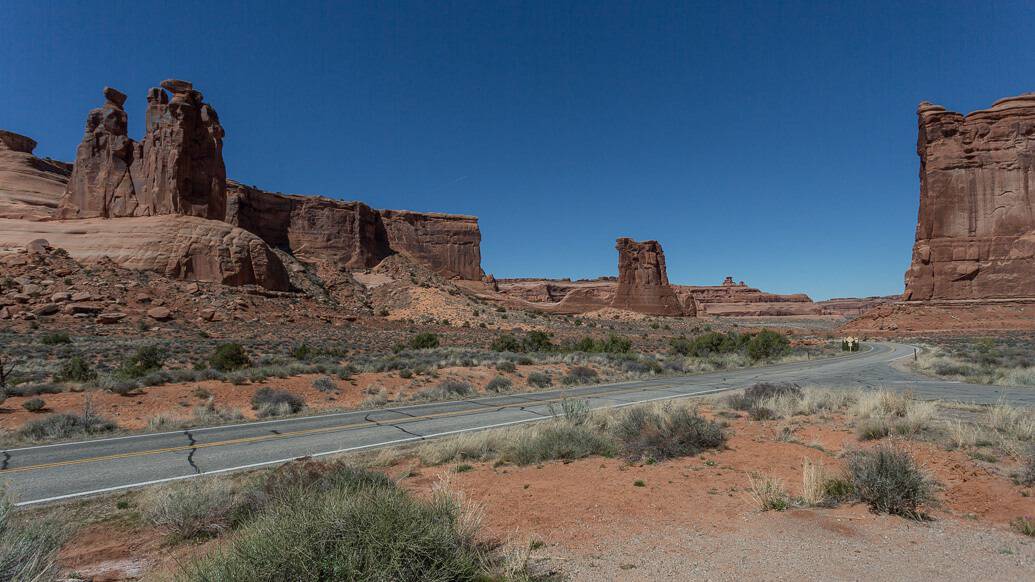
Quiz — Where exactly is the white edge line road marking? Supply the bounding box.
[13,385,732,507]
[3,345,882,454]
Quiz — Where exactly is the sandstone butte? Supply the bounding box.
[905,93,1035,301]
[0,81,483,290]
[610,237,692,316]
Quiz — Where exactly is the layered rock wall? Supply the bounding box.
[905,94,1035,300]
[0,130,70,220]
[226,183,482,279]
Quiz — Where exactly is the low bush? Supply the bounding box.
[505,423,615,465]
[117,345,165,379]
[563,365,598,385]
[40,331,71,345]
[527,371,552,388]
[1021,446,1035,486]
[22,398,46,412]
[495,360,516,373]
[145,479,236,540]
[251,387,305,417]
[725,382,802,412]
[409,333,440,350]
[210,343,251,372]
[846,444,933,519]
[746,329,790,361]
[291,343,313,361]
[17,408,117,441]
[417,380,475,401]
[490,334,522,352]
[56,356,96,383]
[181,466,490,581]
[1013,516,1035,537]
[485,376,512,393]
[613,404,726,461]
[0,490,66,581]
[312,376,337,393]
[5,382,62,397]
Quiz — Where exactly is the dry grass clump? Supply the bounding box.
[723,384,857,420]
[144,479,237,540]
[748,473,789,511]
[0,489,66,582]
[800,458,854,507]
[851,390,935,440]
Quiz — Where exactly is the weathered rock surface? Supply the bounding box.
[226,182,483,280]
[905,93,1035,300]
[0,216,289,290]
[0,130,70,220]
[610,238,689,316]
[675,278,823,317]
[59,82,226,220]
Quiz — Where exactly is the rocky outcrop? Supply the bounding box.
[226,182,483,280]
[905,93,1035,300]
[675,278,821,316]
[610,238,689,316]
[379,209,482,280]
[0,215,289,290]
[59,81,226,220]
[0,130,70,220]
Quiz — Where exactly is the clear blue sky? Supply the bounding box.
[3,1,1034,299]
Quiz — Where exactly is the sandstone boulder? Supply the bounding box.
[905,93,1035,300]
[610,238,687,316]
[0,129,69,220]
[0,215,290,290]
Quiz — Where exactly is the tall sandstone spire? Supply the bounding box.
[59,79,226,220]
[610,237,693,316]
[905,93,1035,300]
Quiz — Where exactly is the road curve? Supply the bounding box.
[3,342,1031,506]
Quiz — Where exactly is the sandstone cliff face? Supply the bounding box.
[226,183,482,280]
[610,238,689,316]
[905,94,1035,300]
[59,81,226,220]
[0,215,289,290]
[0,130,70,220]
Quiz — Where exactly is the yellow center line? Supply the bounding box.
[3,382,678,475]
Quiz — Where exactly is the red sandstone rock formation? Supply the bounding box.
[59,81,226,220]
[0,130,70,220]
[226,182,483,280]
[905,93,1035,300]
[610,238,688,316]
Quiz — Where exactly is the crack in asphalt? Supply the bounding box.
[1,451,9,471]
[184,430,200,474]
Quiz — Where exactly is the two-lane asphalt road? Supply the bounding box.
[4,342,1031,506]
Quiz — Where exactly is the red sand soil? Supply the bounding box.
[52,407,1035,580]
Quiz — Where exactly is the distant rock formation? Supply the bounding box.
[610,238,689,316]
[0,130,71,220]
[226,182,483,280]
[59,80,226,220]
[905,93,1035,300]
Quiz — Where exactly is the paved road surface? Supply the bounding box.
[4,342,1032,506]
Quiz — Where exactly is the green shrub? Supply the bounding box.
[669,337,693,356]
[523,331,553,352]
[746,329,790,361]
[118,345,165,378]
[613,405,726,461]
[40,331,71,345]
[56,356,97,383]
[1013,516,1035,537]
[600,334,632,354]
[1021,446,1035,486]
[490,334,522,352]
[495,360,516,373]
[485,376,512,393]
[251,388,305,417]
[22,398,46,412]
[210,343,251,372]
[409,333,440,350]
[5,382,62,397]
[846,444,933,519]
[0,490,66,581]
[527,371,552,388]
[291,343,313,360]
[181,467,487,581]
[687,331,741,356]
[399,368,414,379]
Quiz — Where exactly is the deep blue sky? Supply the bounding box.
[3,1,1034,299]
